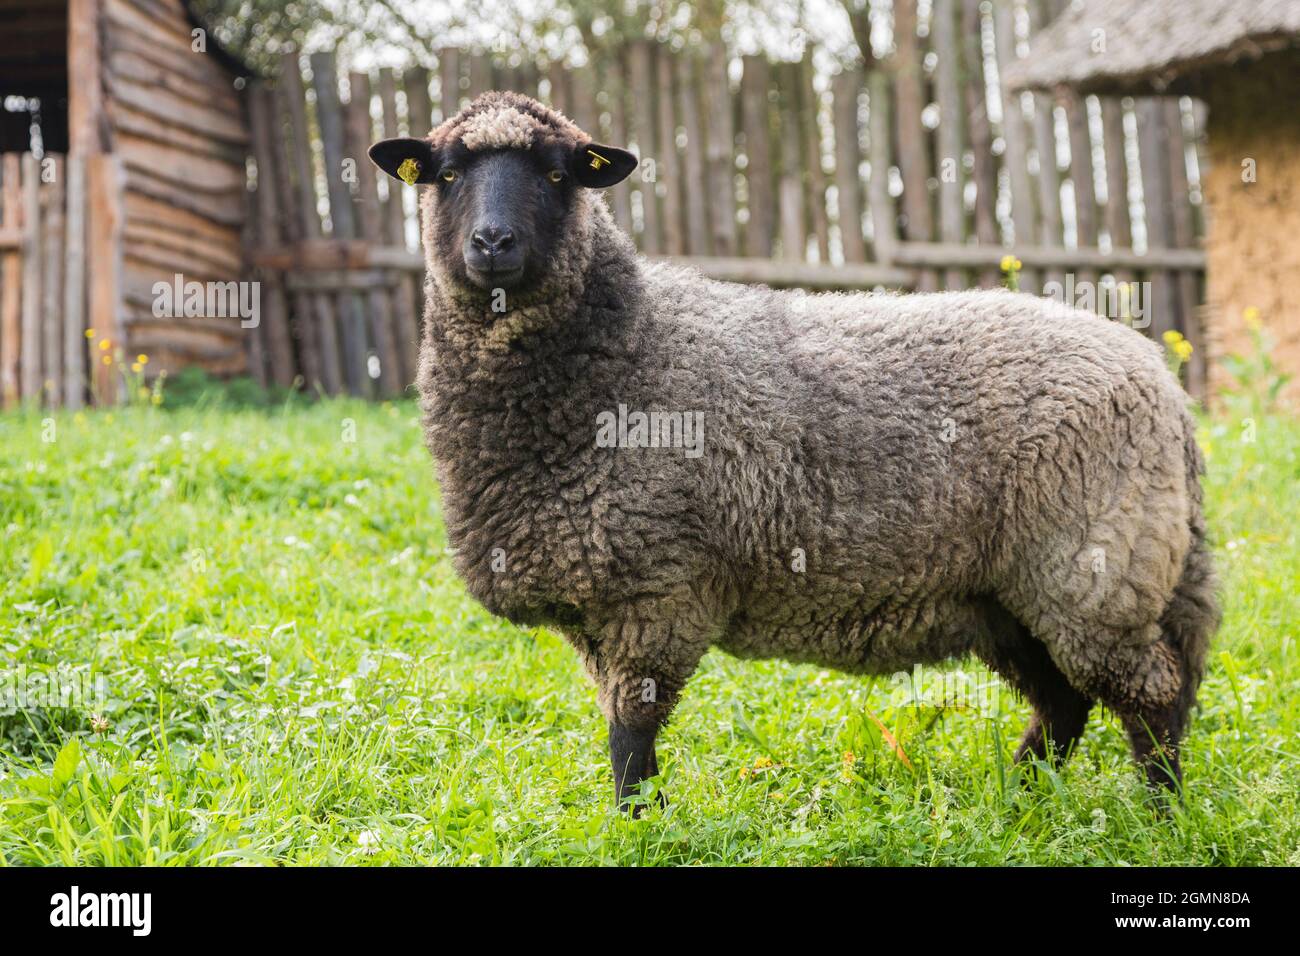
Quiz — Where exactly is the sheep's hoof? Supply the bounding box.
[1140,753,1184,814]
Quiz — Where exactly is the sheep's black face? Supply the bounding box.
[369,131,638,295]
[433,143,573,292]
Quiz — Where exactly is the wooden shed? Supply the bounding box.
[1005,0,1300,404]
[0,0,251,407]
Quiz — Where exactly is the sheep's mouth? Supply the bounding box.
[465,262,525,291]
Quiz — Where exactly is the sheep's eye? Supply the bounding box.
[547,169,565,184]
[440,169,458,183]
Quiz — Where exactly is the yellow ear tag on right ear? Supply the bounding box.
[587,150,610,170]
[397,158,421,185]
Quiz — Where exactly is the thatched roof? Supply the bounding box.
[1003,0,1300,95]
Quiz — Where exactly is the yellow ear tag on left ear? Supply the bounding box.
[397,158,421,185]
[587,150,610,170]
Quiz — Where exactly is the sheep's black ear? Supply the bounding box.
[369,137,438,185]
[572,142,638,188]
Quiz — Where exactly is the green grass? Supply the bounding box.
[0,394,1296,865]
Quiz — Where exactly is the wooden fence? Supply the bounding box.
[246,0,1209,399]
[0,152,91,409]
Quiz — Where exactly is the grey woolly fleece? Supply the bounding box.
[415,105,1217,744]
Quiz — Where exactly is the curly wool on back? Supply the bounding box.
[411,93,1220,804]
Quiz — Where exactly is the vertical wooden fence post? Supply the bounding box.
[1136,97,1177,340]
[546,60,570,114]
[603,54,634,239]
[627,40,661,254]
[932,0,967,289]
[0,155,20,408]
[707,42,738,257]
[741,55,775,258]
[311,50,371,396]
[569,63,600,145]
[1164,98,1205,397]
[867,68,897,266]
[677,51,711,255]
[438,47,462,120]
[893,0,937,290]
[1101,97,1134,292]
[963,0,1000,286]
[404,65,434,137]
[248,84,297,388]
[41,155,66,406]
[832,68,866,264]
[994,0,1039,292]
[777,62,805,261]
[1065,91,1100,293]
[1027,0,1064,294]
[467,52,493,99]
[63,153,87,409]
[346,70,401,397]
[280,51,339,394]
[20,153,43,402]
[799,53,829,262]
[656,51,685,256]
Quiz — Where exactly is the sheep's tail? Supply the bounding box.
[1159,415,1221,734]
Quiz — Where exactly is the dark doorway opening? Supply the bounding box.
[0,0,69,153]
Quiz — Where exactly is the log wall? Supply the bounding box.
[106,0,250,377]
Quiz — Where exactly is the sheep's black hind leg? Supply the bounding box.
[974,606,1093,768]
[609,722,664,815]
[1118,542,1217,800]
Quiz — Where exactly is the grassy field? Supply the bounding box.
[0,392,1296,865]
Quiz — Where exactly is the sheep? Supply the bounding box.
[369,91,1220,810]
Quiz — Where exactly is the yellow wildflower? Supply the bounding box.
[137,354,148,365]
[1162,330,1183,345]
[98,339,111,351]
[1174,340,1193,361]
[131,362,142,373]
[84,329,95,339]
[738,767,751,780]
[753,755,773,770]
[1243,306,1261,330]
[842,751,856,767]
[101,355,111,365]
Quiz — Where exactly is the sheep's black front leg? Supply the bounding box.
[586,591,717,813]
[609,721,662,813]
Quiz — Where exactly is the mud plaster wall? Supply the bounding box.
[1201,50,1300,406]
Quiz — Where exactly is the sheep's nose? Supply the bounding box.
[470,226,515,256]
